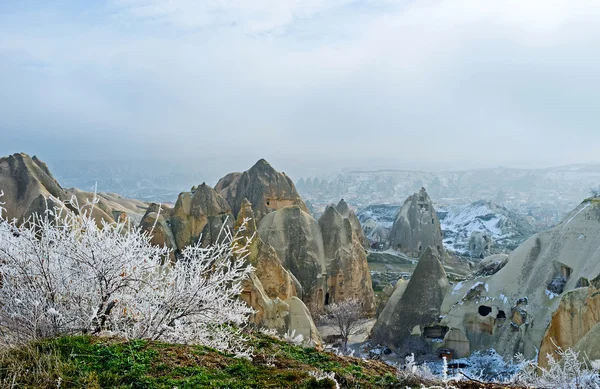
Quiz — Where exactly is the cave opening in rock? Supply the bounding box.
[577,277,590,288]
[325,292,330,306]
[478,305,492,317]
[561,265,573,280]
[423,325,448,339]
[497,310,506,319]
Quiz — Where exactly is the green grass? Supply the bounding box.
[0,334,405,389]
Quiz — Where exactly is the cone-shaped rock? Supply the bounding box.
[216,159,308,225]
[371,247,450,348]
[0,153,68,221]
[236,199,320,346]
[236,199,298,300]
[258,205,326,311]
[170,183,233,250]
[389,188,444,257]
[335,199,369,249]
[318,205,376,315]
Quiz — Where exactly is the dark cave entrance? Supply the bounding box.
[478,305,492,317]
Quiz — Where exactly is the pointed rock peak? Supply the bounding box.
[143,202,163,217]
[250,158,275,173]
[414,246,447,279]
[420,246,439,260]
[31,155,53,177]
[320,204,342,221]
[194,182,216,195]
[241,198,253,208]
[418,187,431,199]
[335,198,351,217]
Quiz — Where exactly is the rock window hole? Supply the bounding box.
[496,310,506,319]
[478,306,492,317]
[325,292,330,306]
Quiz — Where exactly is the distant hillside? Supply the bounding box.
[297,164,600,227]
[438,200,539,256]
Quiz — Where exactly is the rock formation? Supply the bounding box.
[0,153,69,221]
[440,198,600,360]
[235,199,321,346]
[258,205,327,311]
[170,183,233,250]
[0,153,147,225]
[389,188,444,258]
[538,286,600,367]
[468,231,493,259]
[573,322,600,362]
[236,199,298,300]
[318,205,376,315]
[335,199,369,249]
[215,159,308,225]
[139,203,177,262]
[371,247,450,350]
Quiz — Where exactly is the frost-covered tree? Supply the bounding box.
[319,299,365,350]
[0,194,254,357]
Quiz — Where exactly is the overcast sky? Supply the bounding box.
[2,0,600,175]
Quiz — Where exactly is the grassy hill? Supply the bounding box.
[0,333,522,389]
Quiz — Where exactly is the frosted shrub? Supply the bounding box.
[398,353,437,383]
[282,329,304,346]
[460,349,519,382]
[308,370,340,389]
[0,195,254,357]
[514,346,600,388]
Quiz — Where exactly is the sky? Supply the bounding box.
[2,0,600,177]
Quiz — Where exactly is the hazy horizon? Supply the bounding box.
[3,1,600,175]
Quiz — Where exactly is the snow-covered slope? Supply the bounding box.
[437,200,538,256]
[356,204,400,248]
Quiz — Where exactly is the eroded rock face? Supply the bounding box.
[170,183,233,250]
[371,247,450,349]
[573,322,600,362]
[215,159,308,225]
[235,200,320,346]
[139,203,177,262]
[468,231,493,259]
[318,205,375,315]
[0,153,147,226]
[258,205,326,311]
[440,200,600,360]
[0,153,68,221]
[335,199,369,249]
[236,199,297,301]
[389,188,444,258]
[538,286,600,368]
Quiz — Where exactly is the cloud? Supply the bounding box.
[2,0,600,173]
